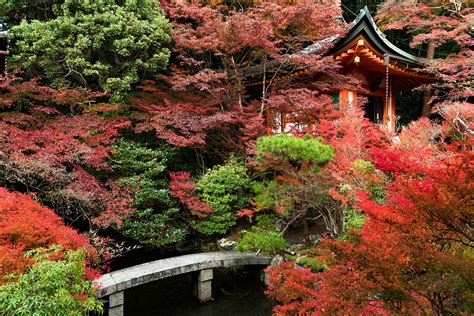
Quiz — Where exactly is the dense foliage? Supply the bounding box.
[11,0,172,96]
[252,135,341,234]
[237,228,289,255]
[264,1,473,314]
[193,158,252,235]
[266,139,474,314]
[0,246,103,315]
[0,187,94,281]
[0,0,472,314]
[1,0,62,22]
[0,187,102,314]
[377,0,473,105]
[0,73,133,226]
[111,139,188,247]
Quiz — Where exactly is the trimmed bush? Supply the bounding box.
[192,158,251,236]
[237,229,288,255]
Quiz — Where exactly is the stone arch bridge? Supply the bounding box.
[96,252,272,316]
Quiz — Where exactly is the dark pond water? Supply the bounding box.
[123,266,275,316]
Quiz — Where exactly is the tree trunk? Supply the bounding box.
[421,41,435,117]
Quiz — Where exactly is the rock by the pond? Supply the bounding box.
[218,238,238,250]
[308,234,322,245]
[270,254,284,266]
[264,255,284,285]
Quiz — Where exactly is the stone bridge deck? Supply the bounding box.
[97,251,272,298]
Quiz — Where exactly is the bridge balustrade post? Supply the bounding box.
[195,268,213,302]
[108,291,124,316]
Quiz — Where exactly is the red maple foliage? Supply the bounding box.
[266,140,473,314]
[169,171,212,218]
[1,113,130,170]
[0,73,133,226]
[377,1,473,102]
[131,0,354,164]
[65,166,134,228]
[133,86,241,149]
[0,187,98,282]
[0,72,103,112]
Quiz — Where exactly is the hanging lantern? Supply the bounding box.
[0,17,8,73]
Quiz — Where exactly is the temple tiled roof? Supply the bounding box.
[329,6,421,66]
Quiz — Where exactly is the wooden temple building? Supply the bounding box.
[264,6,432,132]
[328,6,430,131]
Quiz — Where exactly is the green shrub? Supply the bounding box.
[11,0,172,96]
[353,159,375,172]
[286,254,297,261]
[111,140,187,247]
[0,246,103,315]
[111,139,173,210]
[251,180,294,213]
[353,159,386,204]
[252,134,342,234]
[255,213,278,230]
[345,209,366,231]
[111,139,173,179]
[117,177,173,210]
[120,208,187,247]
[255,134,334,168]
[298,257,327,272]
[236,229,288,255]
[192,158,251,236]
[338,209,366,241]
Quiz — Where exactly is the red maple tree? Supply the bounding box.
[0,187,99,282]
[266,140,473,314]
[0,73,133,227]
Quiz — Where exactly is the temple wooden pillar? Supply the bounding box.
[339,89,357,109]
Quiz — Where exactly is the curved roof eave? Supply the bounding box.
[331,6,422,66]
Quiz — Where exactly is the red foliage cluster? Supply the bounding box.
[268,89,341,134]
[133,88,241,149]
[377,1,473,101]
[1,73,130,172]
[0,72,103,111]
[133,0,351,158]
[236,209,254,218]
[163,0,343,69]
[377,1,473,48]
[1,114,130,170]
[169,172,212,218]
[64,166,134,228]
[0,187,97,282]
[266,141,473,314]
[265,262,320,313]
[0,73,134,226]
